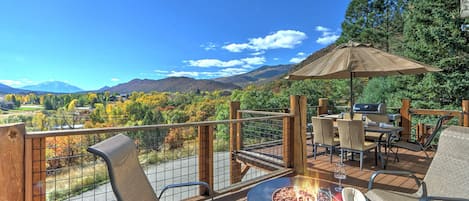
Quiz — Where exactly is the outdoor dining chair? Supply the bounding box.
[312,117,340,163]
[366,126,469,201]
[364,114,392,142]
[337,119,378,171]
[392,115,449,162]
[87,134,212,201]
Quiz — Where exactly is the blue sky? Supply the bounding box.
[0,0,350,90]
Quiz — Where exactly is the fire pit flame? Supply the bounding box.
[272,178,332,201]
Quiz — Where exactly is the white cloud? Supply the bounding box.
[200,42,217,51]
[289,52,307,63]
[273,58,279,61]
[223,30,307,52]
[154,70,169,74]
[315,26,330,32]
[315,25,340,45]
[0,80,23,87]
[168,71,200,77]
[185,56,265,68]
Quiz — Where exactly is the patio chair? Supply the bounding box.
[337,119,378,171]
[366,126,469,201]
[312,117,340,163]
[364,114,392,142]
[343,113,363,120]
[87,134,212,201]
[392,115,449,161]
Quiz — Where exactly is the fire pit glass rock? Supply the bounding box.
[272,186,332,201]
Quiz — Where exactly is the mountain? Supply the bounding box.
[21,81,83,93]
[214,64,294,87]
[104,77,241,93]
[0,83,29,94]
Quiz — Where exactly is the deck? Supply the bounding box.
[216,144,433,201]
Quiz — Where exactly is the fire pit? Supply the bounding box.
[247,176,342,201]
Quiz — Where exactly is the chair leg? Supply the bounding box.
[340,149,344,164]
[329,146,333,163]
[374,147,378,166]
[423,151,429,159]
[313,144,317,159]
[360,152,363,171]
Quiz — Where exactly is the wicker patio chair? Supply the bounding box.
[87,134,212,201]
[337,119,378,171]
[366,126,469,201]
[312,117,340,163]
[392,115,449,161]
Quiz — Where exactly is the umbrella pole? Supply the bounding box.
[350,72,354,118]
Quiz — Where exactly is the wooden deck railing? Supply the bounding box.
[1,96,467,201]
[0,96,308,201]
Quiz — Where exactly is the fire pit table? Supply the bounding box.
[247,176,343,201]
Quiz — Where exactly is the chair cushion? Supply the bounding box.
[365,189,421,201]
[365,132,388,141]
[362,141,377,151]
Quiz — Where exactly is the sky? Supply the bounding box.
[0,0,350,91]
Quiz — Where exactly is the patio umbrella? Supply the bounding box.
[287,41,441,112]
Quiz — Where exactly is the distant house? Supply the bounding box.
[0,101,15,110]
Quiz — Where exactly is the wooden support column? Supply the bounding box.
[290,96,307,175]
[0,123,25,201]
[282,116,293,168]
[400,99,411,140]
[463,100,469,127]
[198,125,213,196]
[229,102,242,184]
[318,98,329,116]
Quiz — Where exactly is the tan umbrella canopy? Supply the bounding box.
[287,41,441,110]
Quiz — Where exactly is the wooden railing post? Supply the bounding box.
[229,101,242,184]
[400,99,411,140]
[463,100,469,127]
[290,95,307,175]
[0,123,26,201]
[318,98,328,116]
[198,125,213,196]
[282,116,293,168]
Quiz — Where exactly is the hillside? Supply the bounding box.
[214,64,293,87]
[22,81,83,93]
[0,83,29,94]
[104,77,241,93]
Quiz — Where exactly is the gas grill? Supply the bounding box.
[353,103,387,114]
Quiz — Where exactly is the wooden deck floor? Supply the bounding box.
[215,144,433,201]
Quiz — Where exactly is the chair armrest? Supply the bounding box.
[368,170,428,201]
[427,196,469,201]
[158,181,213,200]
[368,170,422,190]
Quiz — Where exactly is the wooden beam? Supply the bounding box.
[410,109,461,117]
[0,123,25,201]
[400,99,411,141]
[290,95,307,175]
[229,101,242,184]
[318,98,328,116]
[463,100,469,127]
[198,125,213,196]
[240,165,251,178]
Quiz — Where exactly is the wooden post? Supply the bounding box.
[229,101,242,184]
[0,123,25,201]
[198,125,213,196]
[290,96,307,175]
[236,111,243,150]
[318,98,329,116]
[400,99,411,140]
[463,100,469,127]
[417,123,426,143]
[282,116,293,168]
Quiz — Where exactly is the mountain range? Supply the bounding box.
[0,64,295,94]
